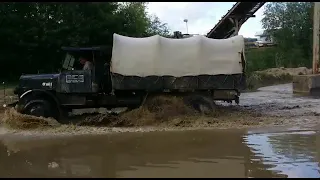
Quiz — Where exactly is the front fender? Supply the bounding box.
[20,89,33,99]
[19,89,58,104]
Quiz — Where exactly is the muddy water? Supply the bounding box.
[0,128,319,178]
[240,83,320,117]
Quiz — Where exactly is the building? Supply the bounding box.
[245,38,258,49]
[254,30,275,47]
[173,31,201,39]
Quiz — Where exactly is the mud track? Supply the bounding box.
[0,83,319,136]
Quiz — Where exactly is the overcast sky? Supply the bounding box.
[146,2,265,38]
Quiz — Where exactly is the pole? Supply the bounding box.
[183,19,189,34]
[2,82,5,107]
[313,2,320,74]
[186,22,188,34]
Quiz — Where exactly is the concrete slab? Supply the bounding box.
[293,74,320,95]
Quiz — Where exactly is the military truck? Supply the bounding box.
[10,33,246,122]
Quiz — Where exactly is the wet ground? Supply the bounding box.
[0,128,319,178]
[1,83,319,133]
[240,83,320,117]
[238,83,320,128]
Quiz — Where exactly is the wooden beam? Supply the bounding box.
[313,2,320,74]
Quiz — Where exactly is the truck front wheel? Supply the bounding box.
[23,99,56,119]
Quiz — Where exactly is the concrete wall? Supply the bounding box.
[292,74,320,95]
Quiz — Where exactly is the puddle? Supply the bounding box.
[245,130,320,178]
[0,128,319,178]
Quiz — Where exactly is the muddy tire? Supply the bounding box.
[184,95,215,114]
[23,99,56,119]
[235,96,240,105]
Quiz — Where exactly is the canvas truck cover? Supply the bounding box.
[110,33,246,91]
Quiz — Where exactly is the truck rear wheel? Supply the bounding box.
[184,95,215,114]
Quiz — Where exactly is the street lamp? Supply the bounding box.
[183,19,188,34]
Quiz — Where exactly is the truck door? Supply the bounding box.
[57,70,92,93]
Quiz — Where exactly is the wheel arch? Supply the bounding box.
[19,89,61,115]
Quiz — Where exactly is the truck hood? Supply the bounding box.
[20,73,60,80]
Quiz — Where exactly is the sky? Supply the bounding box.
[146,2,266,38]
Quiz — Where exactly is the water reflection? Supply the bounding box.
[0,129,319,178]
[245,130,320,178]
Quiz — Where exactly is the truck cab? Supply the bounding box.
[13,47,139,122]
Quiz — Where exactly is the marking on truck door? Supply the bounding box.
[66,75,84,83]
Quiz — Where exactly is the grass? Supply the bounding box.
[246,72,293,90]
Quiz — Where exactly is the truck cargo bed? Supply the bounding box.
[110,34,246,92]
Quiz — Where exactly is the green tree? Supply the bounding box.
[146,15,170,37]
[0,2,169,81]
[115,2,170,37]
[261,2,313,68]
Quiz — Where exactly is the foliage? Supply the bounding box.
[248,2,314,72]
[146,15,170,37]
[2,2,313,82]
[0,2,170,81]
[246,47,278,73]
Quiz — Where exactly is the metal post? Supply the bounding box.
[186,22,189,34]
[2,82,6,107]
[313,2,320,74]
[184,19,189,34]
